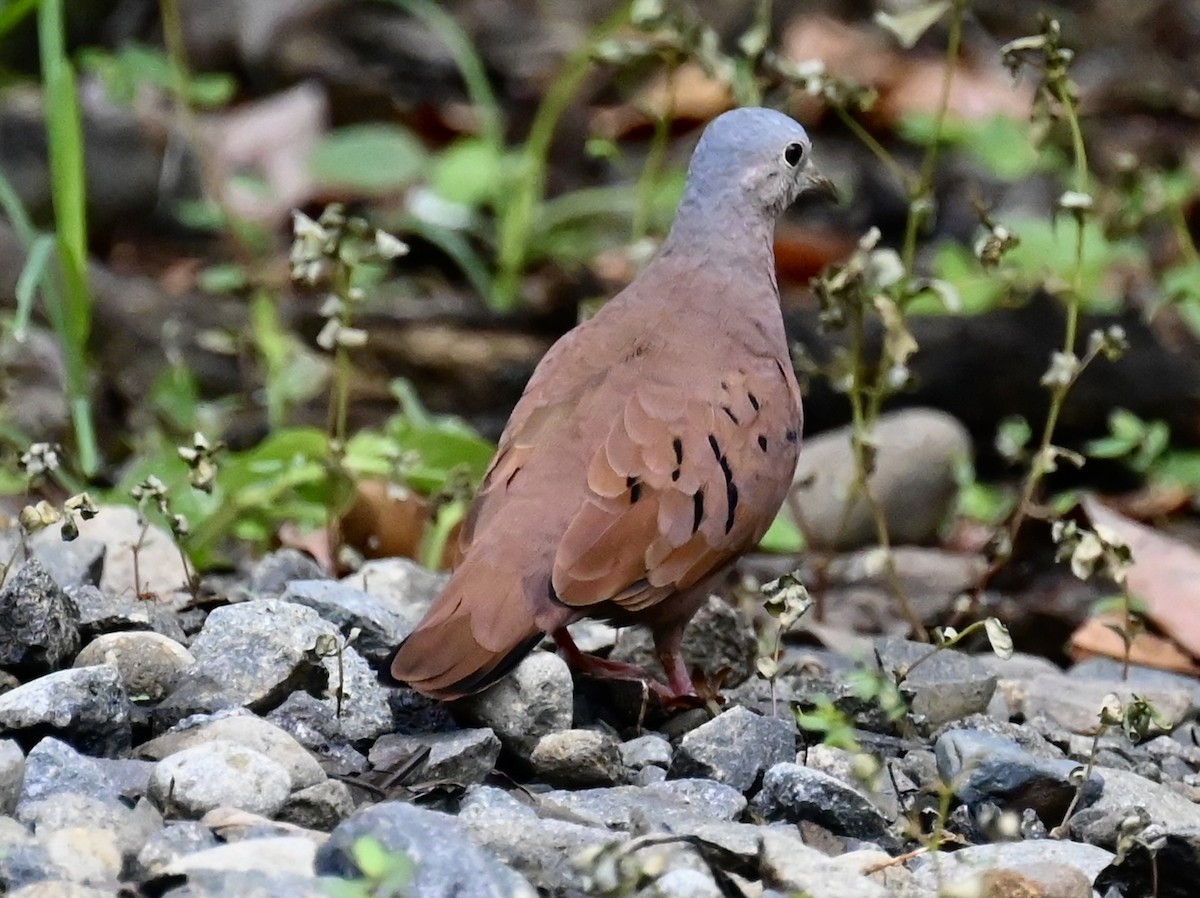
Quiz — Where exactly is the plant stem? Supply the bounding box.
[493,1,634,309]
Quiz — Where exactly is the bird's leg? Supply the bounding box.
[552,629,676,698]
[653,624,698,699]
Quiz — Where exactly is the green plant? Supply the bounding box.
[321,837,414,898]
[755,573,813,714]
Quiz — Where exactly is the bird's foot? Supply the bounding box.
[552,630,697,704]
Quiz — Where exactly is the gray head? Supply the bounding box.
[665,107,833,253]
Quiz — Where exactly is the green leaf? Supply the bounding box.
[310,125,429,194]
[430,138,508,208]
[758,510,806,553]
[351,837,392,880]
[198,263,248,294]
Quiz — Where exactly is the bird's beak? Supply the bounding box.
[803,168,839,203]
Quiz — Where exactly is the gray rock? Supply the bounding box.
[787,407,970,550]
[137,712,325,790]
[7,882,120,898]
[911,840,1114,893]
[760,830,889,898]
[277,779,355,830]
[1070,657,1200,707]
[459,786,624,892]
[0,815,63,892]
[1088,766,1200,829]
[457,650,573,756]
[539,778,746,830]
[18,794,162,864]
[0,559,81,678]
[162,869,325,898]
[339,557,447,621]
[266,692,368,776]
[246,549,328,597]
[620,734,672,770]
[188,599,393,740]
[802,743,909,820]
[1017,673,1192,735]
[1094,826,1200,898]
[751,763,897,847]
[133,821,221,877]
[633,767,667,786]
[164,834,317,876]
[670,706,794,792]
[38,826,123,886]
[148,740,292,819]
[368,728,500,785]
[608,595,758,687]
[282,579,414,666]
[530,729,625,786]
[0,666,130,756]
[69,584,186,644]
[875,636,996,729]
[91,757,156,799]
[317,801,535,897]
[638,868,723,898]
[25,532,105,591]
[935,728,1102,825]
[18,738,123,806]
[151,676,239,734]
[44,506,187,600]
[0,739,23,814]
[73,632,195,702]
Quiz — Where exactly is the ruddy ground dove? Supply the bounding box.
[391,107,831,700]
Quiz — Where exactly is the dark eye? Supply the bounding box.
[784,143,804,167]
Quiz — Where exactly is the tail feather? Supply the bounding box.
[389,559,547,700]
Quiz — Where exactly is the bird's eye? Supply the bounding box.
[784,143,804,167]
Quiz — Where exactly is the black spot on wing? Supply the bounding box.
[785,429,799,444]
[627,476,642,504]
[707,434,738,534]
[748,393,760,411]
[506,466,522,487]
[721,406,740,425]
[692,490,704,534]
[673,438,683,465]
[758,435,768,452]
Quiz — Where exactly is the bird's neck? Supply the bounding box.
[658,187,778,285]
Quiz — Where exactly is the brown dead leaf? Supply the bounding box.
[877,58,1033,126]
[774,222,857,285]
[1069,614,1200,675]
[1104,482,1195,522]
[1082,494,1200,660]
[341,479,432,562]
[781,14,897,91]
[593,62,733,139]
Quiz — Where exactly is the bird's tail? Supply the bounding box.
[389,557,546,700]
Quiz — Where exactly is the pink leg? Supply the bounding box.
[552,629,694,701]
[653,625,698,698]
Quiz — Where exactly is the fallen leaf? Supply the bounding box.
[593,62,734,139]
[1082,495,1200,660]
[1069,614,1200,675]
[876,58,1033,126]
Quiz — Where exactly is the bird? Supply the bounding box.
[391,106,833,701]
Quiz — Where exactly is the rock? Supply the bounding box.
[245,549,328,597]
[911,841,1115,894]
[68,585,185,644]
[0,665,131,756]
[73,632,195,702]
[670,706,794,792]
[1086,766,1200,830]
[802,743,909,819]
[188,599,393,740]
[973,863,1093,898]
[459,786,624,892]
[751,763,897,847]
[530,729,625,786]
[148,740,292,819]
[164,835,317,876]
[456,650,573,756]
[639,868,723,898]
[24,532,105,592]
[137,712,325,791]
[369,728,500,785]
[281,579,415,667]
[0,739,23,814]
[1069,657,1200,707]
[936,729,1102,825]
[17,794,162,864]
[621,734,673,771]
[787,408,970,550]
[133,821,221,877]
[1016,673,1192,735]
[759,830,889,898]
[339,557,447,621]
[151,676,240,733]
[39,826,122,886]
[277,779,355,830]
[266,692,368,776]
[608,595,758,687]
[1095,827,1200,898]
[317,801,535,897]
[0,816,64,892]
[7,883,119,898]
[539,778,747,830]
[875,636,997,729]
[44,506,187,599]
[18,738,124,806]
[0,559,81,678]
